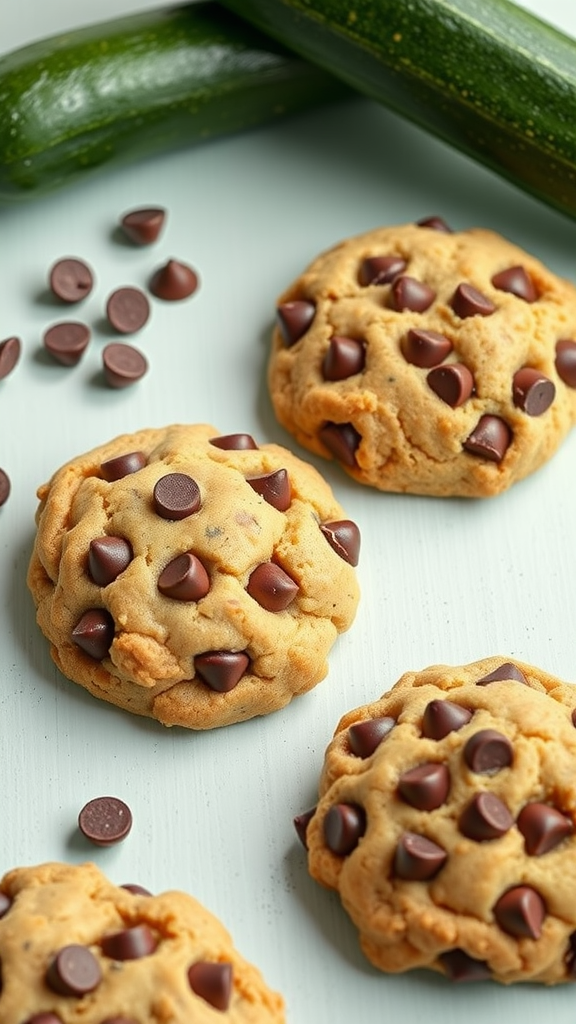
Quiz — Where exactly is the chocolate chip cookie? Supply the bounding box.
[296,656,576,984]
[27,423,360,729]
[0,860,285,1022]
[268,218,576,497]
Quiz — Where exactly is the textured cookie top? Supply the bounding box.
[268,219,576,497]
[27,424,360,729]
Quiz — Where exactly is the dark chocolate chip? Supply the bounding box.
[322,336,365,380]
[101,1018,139,1024]
[0,893,12,918]
[416,216,453,232]
[517,802,573,855]
[294,807,316,849]
[22,1014,63,1024]
[153,473,201,520]
[493,886,545,939]
[276,300,315,346]
[149,259,199,300]
[319,519,361,566]
[358,255,407,286]
[427,362,475,407]
[0,336,21,380]
[120,207,166,245]
[247,562,299,611]
[439,948,491,982]
[106,287,150,334]
[49,257,94,303]
[555,339,576,387]
[464,729,513,774]
[323,803,366,855]
[451,283,496,318]
[78,796,133,846]
[476,662,527,685]
[71,609,115,660]
[209,433,258,450]
[157,552,210,601]
[0,468,10,507]
[195,651,250,692]
[463,414,512,462]
[46,945,102,996]
[421,700,472,740]
[491,265,537,302]
[512,366,555,415]
[188,961,233,1010]
[348,717,396,758]
[101,450,147,481]
[459,792,513,841]
[247,469,291,511]
[390,275,436,312]
[394,832,447,880]
[101,924,158,960]
[121,884,153,896]
[43,321,91,366]
[318,421,361,467]
[397,762,450,811]
[102,342,148,388]
[88,536,133,586]
[401,328,452,368]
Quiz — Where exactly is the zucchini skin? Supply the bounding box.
[218,0,576,221]
[0,2,350,200]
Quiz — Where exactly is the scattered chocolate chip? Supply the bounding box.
[46,944,102,996]
[247,562,299,611]
[247,468,291,511]
[0,336,21,380]
[319,519,361,566]
[394,832,447,880]
[512,366,555,415]
[49,257,94,303]
[153,473,201,520]
[358,255,406,286]
[102,342,148,388]
[390,275,436,313]
[209,433,258,450]
[322,336,365,380]
[101,450,147,481]
[493,885,545,939]
[459,792,513,841]
[276,300,315,346]
[106,286,150,334]
[101,924,158,960]
[401,328,452,368]
[88,536,133,586]
[398,762,450,811]
[188,961,233,1010]
[157,552,210,601]
[78,796,133,846]
[294,807,316,849]
[439,948,491,982]
[517,802,573,855]
[121,884,153,896]
[318,421,361,467]
[416,215,452,232]
[149,259,199,300]
[427,362,475,407]
[323,803,366,855]
[476,662,527,685]
[451,283,496,318]
[195,650,250,692]
[43,321,91,366]
[0,468,11,507]
[555,339,576,387]
[71,609,115,660]
[120,207,166,245]
[491,265,537,302]
[0,893,12,918]
[463,729,513,774]
[463,414,512,462]
[348,717,396,758]
[421,700,472,740]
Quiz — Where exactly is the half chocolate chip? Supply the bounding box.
[439,948,490,982]
[209,433,258,450]
[555,339,576,387]
[0,336,21,380]
[358,255,406,286]
[464,729,513,774]
[101,924,158,960]
[451,283,496,318]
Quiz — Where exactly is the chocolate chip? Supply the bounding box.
[358,255,407,285]
[319,520,361,566]
[476,662,527,685]
[517,802,573,855]
[513,366,555,415]
[322,336,365,380]
[157,552,210,601]
[401,328,452,368]
[121,883,153,896]
[188,961,233,1010]
[72,609,115,660]
[491,265,537,302]
[0,893,12,918]
[247,562,299,611]
[398,762,450,811]
[101,1018,139,1024]
[390,275,436,312]
[102,342,148,388]
[43,321,91,366]
[78,796,133,846]
[451,283,496,318]
[153,473,201,520]
[0,468,10,507]
[439,948,491,982]
[88,536,133,586]
[195,650,250,692]
[464,729,513,774]
[421,700,472,740]
[101,924,158,960]
[0,336,21,380]
[106,286,150,334]
[493,886,545,939]
[459,792,513,841]
[318,421,361,467]
[149,259,199,300]
[348,717,396,758]
[555,339,576,387]
[23,1014,64,1024]
[427,363,475,407]
[276,300,315,346]
[394,832,447,880]
[120,207,166,245]
[101,450,147,481]
[46,945,102,996]
[209,433,258,450]
[49,257,94,303]
[323,803,366,854]
[294,807,316,849]
[463,414,512,462]
[247,469,291,511]
[416,215,453,232]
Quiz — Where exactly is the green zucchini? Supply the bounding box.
[219,0,576,222]
[0,2,350,200]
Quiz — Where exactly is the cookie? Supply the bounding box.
[0,860,285,1022]
[268,218,576,497]
[27,423,360,729]
[297,656,576,984]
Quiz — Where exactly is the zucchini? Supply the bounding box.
[218,0,576,221]
[0,2,350,200]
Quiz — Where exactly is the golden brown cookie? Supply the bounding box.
[296,656,576,984]
[0,860,285,1022]
[268,218,576,497]
[27,423,360,729]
